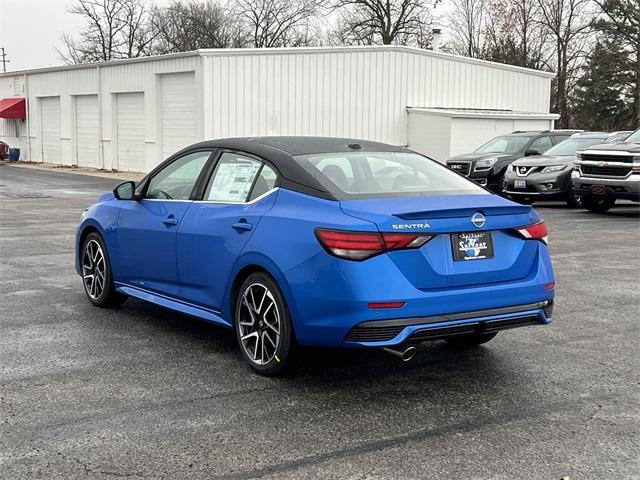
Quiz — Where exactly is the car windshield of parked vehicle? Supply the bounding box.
[474,136,532,154]
[544,137,605,156]
[624,129,640,143]
[296,151,488,198]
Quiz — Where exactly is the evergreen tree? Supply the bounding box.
[594,0,640,128]
[573,39,635,131]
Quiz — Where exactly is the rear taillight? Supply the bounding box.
[514,220,548,244]
[315,229,433,261]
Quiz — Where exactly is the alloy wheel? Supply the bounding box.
[238,283,281,365]
[82,239,106,300]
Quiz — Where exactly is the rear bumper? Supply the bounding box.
[344,300,552,346]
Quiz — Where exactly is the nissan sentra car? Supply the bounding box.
[76,137,555,375]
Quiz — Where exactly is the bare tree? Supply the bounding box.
[332,0,435,46]
[58,0,153,64]
[447,0,488,57]
[537,0,594,128]
[150,0,248,54]
[236,0,322,48]
[483,0,550,69]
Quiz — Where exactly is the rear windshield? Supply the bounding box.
[295,151,488,199]
[544,137,605,156]
[475,136,532,154]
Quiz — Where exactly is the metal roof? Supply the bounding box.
[0,45,555,79]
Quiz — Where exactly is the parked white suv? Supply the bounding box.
[572,129,640,212]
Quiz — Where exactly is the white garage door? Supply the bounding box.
[40,97,61,163]
[161,72,196,160]
[75,95,99,168]
[116,92,145,171]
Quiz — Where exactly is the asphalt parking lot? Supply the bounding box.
[1,164,638,479]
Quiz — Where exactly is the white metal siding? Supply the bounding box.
[202,47,553,145]
[161,72,196,159]
[116,92,145,171]
[1,46,553,170]
[40,97,61,163]
[75,95,99,168]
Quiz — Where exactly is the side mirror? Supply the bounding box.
[525,149,540,157]
[113,181,137,200]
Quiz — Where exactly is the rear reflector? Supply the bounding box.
[315,229,433,261]
[368,301,406,309]
[514,220,548,244]
[544,282,555,291]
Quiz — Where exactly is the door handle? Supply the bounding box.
[232,221,253,231]
[162,216,179,226]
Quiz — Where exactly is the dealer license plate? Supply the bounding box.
[451,232,495,261]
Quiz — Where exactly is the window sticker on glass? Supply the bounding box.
[207,155,261,202]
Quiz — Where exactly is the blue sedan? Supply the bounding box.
[76,137,555,375]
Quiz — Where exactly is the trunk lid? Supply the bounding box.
[340,194,541,289]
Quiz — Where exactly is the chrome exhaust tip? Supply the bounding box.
[382,345,417,362]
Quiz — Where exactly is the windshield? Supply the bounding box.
[295,152,488,199]
[624,129,640,144]
[475,136,532,154]
[544,137,605,156]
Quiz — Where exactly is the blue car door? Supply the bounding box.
[176,151,279,313]
[113,150,213,296]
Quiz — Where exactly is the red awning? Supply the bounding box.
[0,97,26,119]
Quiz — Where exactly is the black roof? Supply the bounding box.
[169,136,411,201]
[188,136,407,156]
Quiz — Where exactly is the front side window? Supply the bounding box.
[475,136,532,154]
[529,136,553,153]
[204,152,264,202]
[146,151,211,200]
[296,151,487,199]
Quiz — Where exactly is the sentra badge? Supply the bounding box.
[392,223,431,230]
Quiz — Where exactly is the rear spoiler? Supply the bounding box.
[395,205,531,220]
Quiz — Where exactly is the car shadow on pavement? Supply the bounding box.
[118,295,520,390]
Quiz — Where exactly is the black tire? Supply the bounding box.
[565,188,582,208]
[581,195,615,213]
[444,332,497,348]
[81,232,127,307]
[234,272,294,376]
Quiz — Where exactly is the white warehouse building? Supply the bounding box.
[0,45,558,172]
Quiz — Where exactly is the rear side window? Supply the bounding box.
[295,151,487,199]
[204,152,278,203]
[248,164,277,201]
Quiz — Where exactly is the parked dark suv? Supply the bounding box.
[446,130,581,193]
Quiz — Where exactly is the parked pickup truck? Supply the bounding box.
[572,129,640,212]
